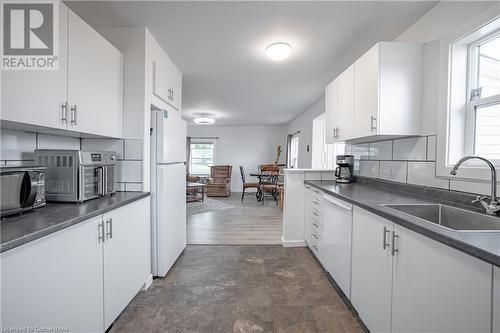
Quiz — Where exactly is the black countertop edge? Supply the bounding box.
[304,180,500,267]
[1,192,150,253]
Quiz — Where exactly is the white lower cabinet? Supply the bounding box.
[1,197,150,332]
[304,186,312,246]
[103,197,151,329]
[350,206,493,333]
[1,216,104,332]
[494,266,500,333]
[351,207,393,333]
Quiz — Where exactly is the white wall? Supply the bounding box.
[187,125,286,192]
[285,98,325,169]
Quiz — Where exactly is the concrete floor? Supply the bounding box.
[110,245,363,333]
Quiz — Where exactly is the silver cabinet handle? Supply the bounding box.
[70,105,77,125]
[312,200,319,205]
[61,102,68,123]
[313,234,319,240]
[383,226,390,250]
[391,231,399,256]
[106,218,113,239]
[98,221,105,243]
[312,212,319,217]
[370,115,377,132]
[312,223,319,228]
[336,127,340,139]
[312,245,319,251]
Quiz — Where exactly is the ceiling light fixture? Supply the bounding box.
[193,114,215,125]
[265,42,292,61]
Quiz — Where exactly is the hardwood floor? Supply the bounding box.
[187,192,283,245]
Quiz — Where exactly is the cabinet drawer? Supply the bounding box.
[311,219,323,235]
[310,236,320,254]
[311,197,323,210]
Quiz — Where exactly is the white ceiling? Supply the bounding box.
[66,1,437,125]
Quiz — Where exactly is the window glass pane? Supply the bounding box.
[474,102,500,160]
[478,35,500,98]
[190,142,214,175]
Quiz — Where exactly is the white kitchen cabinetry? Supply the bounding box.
[351,207,393,333]
[1,216,104,332]
[322,195,353,298]
[67,10,123,137]
[1,5,123,138]
[310,188,324,265]
[391,224,492,333]
[103,197,151,328]
[152,53,182,110]
[494,266,500,333]
[325,65,355,143]
[304,185,312,246]
[1,2,69,130]
[353,42,422,140]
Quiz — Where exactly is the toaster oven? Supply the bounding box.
[0,166,46,217]
[34,150,117,203]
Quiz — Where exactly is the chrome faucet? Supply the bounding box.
[450,156,499,216]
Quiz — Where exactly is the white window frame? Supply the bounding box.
[290,135,299,169]
[464,29,500,162]
[189,140,216,176]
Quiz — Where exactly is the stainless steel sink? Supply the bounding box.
[383,204,500,232]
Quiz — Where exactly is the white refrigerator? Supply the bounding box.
[150,106,187,277]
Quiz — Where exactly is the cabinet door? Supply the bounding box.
[351,207,393,333]
[67,10,123,137]
[494,266,500,333]
[392,225,492,333]
[354,43,379,138]
[103,197,151,329]
[1,2,68,130]
[337,64,355,141]
[152,54,182,110]
[304,186,312,246]
[324,79,338,144]
[322,195,352,298]
[1,216,104,332]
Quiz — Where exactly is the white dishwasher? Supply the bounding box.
[322,194,353,299]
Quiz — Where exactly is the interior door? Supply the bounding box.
[155,108,187,164]
[322,195,352,299]
[391,224,492,333]
[155,163,186,276]
[1,2,68,130]
[103,197,151,329]
[351,207,393,333]
[1,216,104,332]
[67,10,123,137]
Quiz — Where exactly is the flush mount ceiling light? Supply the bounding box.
[193,114,215,125]
[265,42,292,61]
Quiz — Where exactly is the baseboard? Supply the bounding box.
[142,274,153,291]
[281,236,306,247]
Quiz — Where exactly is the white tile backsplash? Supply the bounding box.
[124,139,142,160]
[426,135,437,161]
[125,183,143,192]
[393,137,427,161]
[353,144,369,160]
[321,171,336,181]
[0,129,36,161]
[37,134,80,150]
[81,138,124,159]
[117,160,142,183]
[305,171,322,181]
[407,162,449,189]
[449,180,497,196]
[379,161,407,183]
[359,160,380,178]
[369,141,392,160]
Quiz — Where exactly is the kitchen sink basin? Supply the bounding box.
[383,204,500,232]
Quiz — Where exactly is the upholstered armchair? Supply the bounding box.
[206,165,232,197]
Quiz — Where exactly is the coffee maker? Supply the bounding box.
[335,155,354,183]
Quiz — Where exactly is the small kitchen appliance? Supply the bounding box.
[0,166,46,217]
[34,150,117,203]
[335,155,354,183]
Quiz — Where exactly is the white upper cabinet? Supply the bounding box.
[1,2,69,130]
[325,64,355,143]
[152,51,182,110]
[354,42,423,140]
[351,207,393,333]
[391,224,492,333]
[67,10,123,138]
[1,4,123,138]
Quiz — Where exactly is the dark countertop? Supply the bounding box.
[1,192,150,253]
[305,180,500,267]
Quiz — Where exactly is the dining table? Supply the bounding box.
[249,172,283,202]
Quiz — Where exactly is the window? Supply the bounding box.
[466,30,500,161]
[189,142,215,175]
[290,136,299,168]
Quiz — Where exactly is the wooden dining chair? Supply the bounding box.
[240,166,259,201]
